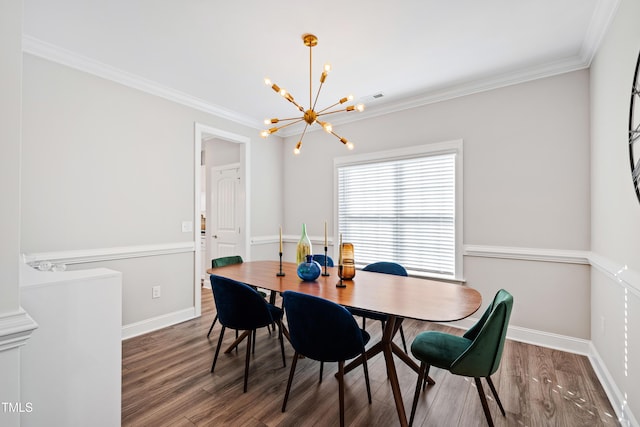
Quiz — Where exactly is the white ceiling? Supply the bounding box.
[22,0,618,135]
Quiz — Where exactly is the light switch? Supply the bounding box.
[182,221,193,232]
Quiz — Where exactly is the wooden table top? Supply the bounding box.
[207,261,481,323]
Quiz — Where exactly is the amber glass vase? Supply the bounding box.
[338,242,356,280]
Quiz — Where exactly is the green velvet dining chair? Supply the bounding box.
[408,289,513,427]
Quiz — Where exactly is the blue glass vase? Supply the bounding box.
[297,255,321,281]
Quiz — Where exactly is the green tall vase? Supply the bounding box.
[296,223,313,264]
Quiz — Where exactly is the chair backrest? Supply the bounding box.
[282,291,366,362]
[211,255,243,269]
[362,261,408,276]
[312,254,334,267]
[210,275,274,330]
[450,289,513,377]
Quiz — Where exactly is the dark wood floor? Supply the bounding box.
[122,289,619,426]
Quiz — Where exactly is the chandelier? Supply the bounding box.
[260,33,364,154]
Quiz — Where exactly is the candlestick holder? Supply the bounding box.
[322,245,330,276]
[277,252,285,276]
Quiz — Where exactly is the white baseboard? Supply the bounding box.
[121,307,196,340]
[445,317,592,355]
[589,343,639,427]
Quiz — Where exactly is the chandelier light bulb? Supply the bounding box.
[260,130,269,138]
[279,88,287,97]
[348,94,354,101]
[324,63,332,72]
[347,142,354,150]
[264,77,272,86]
[263,119,271,125]
[294,141,302,154]
[356,103,365,112]
[323,122,333,133]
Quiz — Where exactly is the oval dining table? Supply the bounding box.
[207,260,482,427]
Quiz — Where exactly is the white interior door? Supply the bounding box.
[209,164,243,260]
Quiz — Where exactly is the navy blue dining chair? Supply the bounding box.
[209,275,286,393]
[281,291,372,427]
[312,254,334,267]
[348,261,409,353]
[207,255,244,337]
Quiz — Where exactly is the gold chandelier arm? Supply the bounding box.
[274,118,305,132]
[317,103,364,117]
[317,96,353,114]
[311,79,325,112]
[266,116,305,124]
[316,108,350,117]
[294,123,311,154]
[327,128,354,150]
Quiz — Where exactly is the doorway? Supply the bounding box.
[193,123,250,318]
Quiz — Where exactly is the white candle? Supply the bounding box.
[279,226,283,253]
[324,221,328,247]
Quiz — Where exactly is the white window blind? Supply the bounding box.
[337,153,456,277]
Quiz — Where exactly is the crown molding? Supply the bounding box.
[23,0,618,139]
[578,0,621,65]
[21,36,263,130]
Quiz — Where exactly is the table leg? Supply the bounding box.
[343,341,383,374]
[383,315,408,427]
[224,330,251,354]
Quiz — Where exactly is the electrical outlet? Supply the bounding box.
[152,285,161,299]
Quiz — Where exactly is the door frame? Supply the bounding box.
[193,123,250,317]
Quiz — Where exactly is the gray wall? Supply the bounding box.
[283,70,592,340]
[590,0,640,421]
[0,0,25,424]
[20,54,282,326]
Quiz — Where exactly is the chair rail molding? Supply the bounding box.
[464,244,590,265]
[0,308,38,353]
[22,242,195,266]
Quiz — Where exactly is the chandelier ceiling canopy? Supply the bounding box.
[260,33,364,154]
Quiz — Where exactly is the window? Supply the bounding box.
[335,141,463,280]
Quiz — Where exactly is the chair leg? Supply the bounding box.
[474,377,495,427]
[243,330,253,393]
[207,314,218,338]
[361,348,372,404]
[399,325,408,353]
[362,317,366,330]
[486,376,505,416]
[319,361,324,383]
[409,361,427,427]
[211,325,226,373]
[282,351,299,412]
[277,319,286,367]
[252,329,257,354]
[338,360,346,427]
